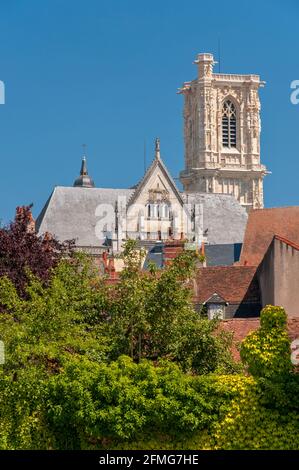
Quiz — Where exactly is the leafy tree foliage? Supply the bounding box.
[106,240,237,374]
[0,234,297,450]
[0,205,74,296]
[0,254,109,378]
[240,305,294,378]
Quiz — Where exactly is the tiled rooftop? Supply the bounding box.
[239,207,299,266]
[194,266,260,304]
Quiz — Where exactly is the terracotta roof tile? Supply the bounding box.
[239,207,299,266]
[194,266,259,304]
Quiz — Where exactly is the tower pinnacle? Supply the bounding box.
[155,137,161,160]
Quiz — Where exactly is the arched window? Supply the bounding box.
[222,100,237,148]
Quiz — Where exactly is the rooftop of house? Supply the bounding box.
[193,265,260,305]
[239,207,299,266]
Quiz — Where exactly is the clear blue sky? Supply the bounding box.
[0,0,298,223]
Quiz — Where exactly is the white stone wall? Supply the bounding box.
[125,163,188,241]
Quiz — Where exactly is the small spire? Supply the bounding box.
[73,146,95,188]
[80,156,88,176]
[155,137,161,160]
[80,144,88,175]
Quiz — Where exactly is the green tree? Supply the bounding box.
[0,253,109,377]
[107,240,238,374]
[240,305,294,378]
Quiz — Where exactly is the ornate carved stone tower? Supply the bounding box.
[178,53,268,211]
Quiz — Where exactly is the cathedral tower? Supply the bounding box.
[178,53,268,211]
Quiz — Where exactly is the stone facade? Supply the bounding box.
[36,52,255,262]
[178,53,268,211]
[36,140,248,258]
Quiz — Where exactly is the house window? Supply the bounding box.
[207,304,225,320]
[222,100,237,148]
[163,204,169,219]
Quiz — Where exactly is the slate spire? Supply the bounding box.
[73,148,95,188]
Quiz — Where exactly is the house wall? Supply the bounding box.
[258,237,299,317]
[256,239,275,308]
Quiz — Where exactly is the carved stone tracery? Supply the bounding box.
[180,53,267,211]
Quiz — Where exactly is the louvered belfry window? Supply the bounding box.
[222,100,237,148]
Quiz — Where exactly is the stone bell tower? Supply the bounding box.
[178,52,268,211]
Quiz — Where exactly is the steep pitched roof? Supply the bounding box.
[128,155,184,208]
[193,266,260,304]
[239,207,299,266]
[36,186,134,247]
[181,193,248,245]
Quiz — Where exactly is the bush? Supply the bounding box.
[240,305,293,378]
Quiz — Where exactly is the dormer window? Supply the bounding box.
[222,100,237,148]
[204,293,227,320]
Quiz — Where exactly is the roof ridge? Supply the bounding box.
[127,154,184,208]
[250,206,299,212]
[274,234,299,251]
[197,265,257,271]
[126,158,157,206]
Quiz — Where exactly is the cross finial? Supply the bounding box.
[155,137,161,160]
[82,143,87,158]
[80,144,88,175]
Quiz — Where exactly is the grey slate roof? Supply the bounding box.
[36,186,134,247]
[36,187,248,248]
[205,243,242,266]
[181,192,248,245]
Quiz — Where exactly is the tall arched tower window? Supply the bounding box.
[222,100,237,148]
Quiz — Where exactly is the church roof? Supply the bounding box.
[36,140,248,248]
[181,192,248,245]
[73,156,95,188]
[36,187,247,248]
[36,186,133,247]
[127,138,184,208]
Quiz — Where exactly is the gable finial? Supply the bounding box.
[155,137,161,160]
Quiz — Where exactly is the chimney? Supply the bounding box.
[102,251,108,269]
[108,257,116,279]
